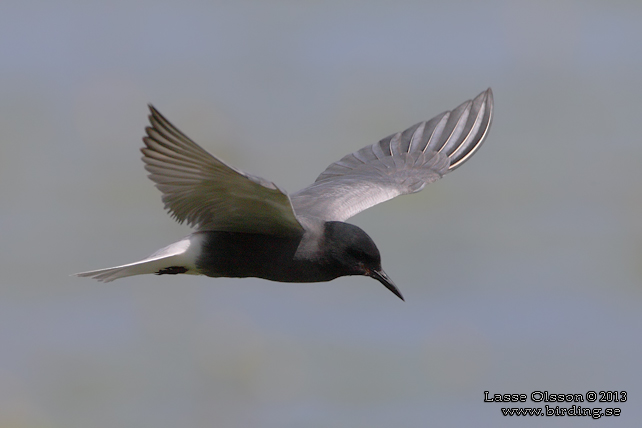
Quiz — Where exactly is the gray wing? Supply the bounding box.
[141,105,303,236]
[290,88,493,222]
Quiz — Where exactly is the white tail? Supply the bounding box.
[74,235,203,282]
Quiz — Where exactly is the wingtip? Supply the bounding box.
[474,87,493,106]
[444,87,494,171]
[483,87,494,110]
[147,104,162,121]
[482,87,494,136]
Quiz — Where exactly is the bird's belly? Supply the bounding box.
[195,231,337,283]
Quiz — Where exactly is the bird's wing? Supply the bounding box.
[290,88,493,222]
[141,105,304,236]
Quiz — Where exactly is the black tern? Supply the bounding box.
[75,89,493,300]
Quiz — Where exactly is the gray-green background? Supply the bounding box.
[1,0,641,426]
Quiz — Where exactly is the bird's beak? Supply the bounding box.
[370,269,404,301]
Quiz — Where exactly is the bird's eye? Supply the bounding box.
[347,247,375,264]
[346,247,364,260]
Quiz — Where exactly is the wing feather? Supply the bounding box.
[290,89,493,221]
[141,105,303,236]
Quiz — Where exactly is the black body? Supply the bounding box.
[196,222,378,283]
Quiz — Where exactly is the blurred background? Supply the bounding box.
[1,0,641,427]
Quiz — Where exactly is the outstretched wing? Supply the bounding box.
[290,88,493,222]
[141,105,303,236]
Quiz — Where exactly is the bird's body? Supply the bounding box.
[75,89,494,300]
[196,221,374,283]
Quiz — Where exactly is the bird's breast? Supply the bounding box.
[195,231,339,283]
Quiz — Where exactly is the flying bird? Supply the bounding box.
[75,89,494,300]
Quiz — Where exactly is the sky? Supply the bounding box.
[1,1,641,427]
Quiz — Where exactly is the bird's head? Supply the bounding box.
[324,222,404,301]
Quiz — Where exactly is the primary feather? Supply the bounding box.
[290,88,493,222]
[142,106,304,236]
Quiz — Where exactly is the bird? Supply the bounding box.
[75,89,493,300]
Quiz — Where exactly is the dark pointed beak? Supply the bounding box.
[370,269,404,301]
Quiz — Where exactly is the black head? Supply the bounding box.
[324,222,404,301]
